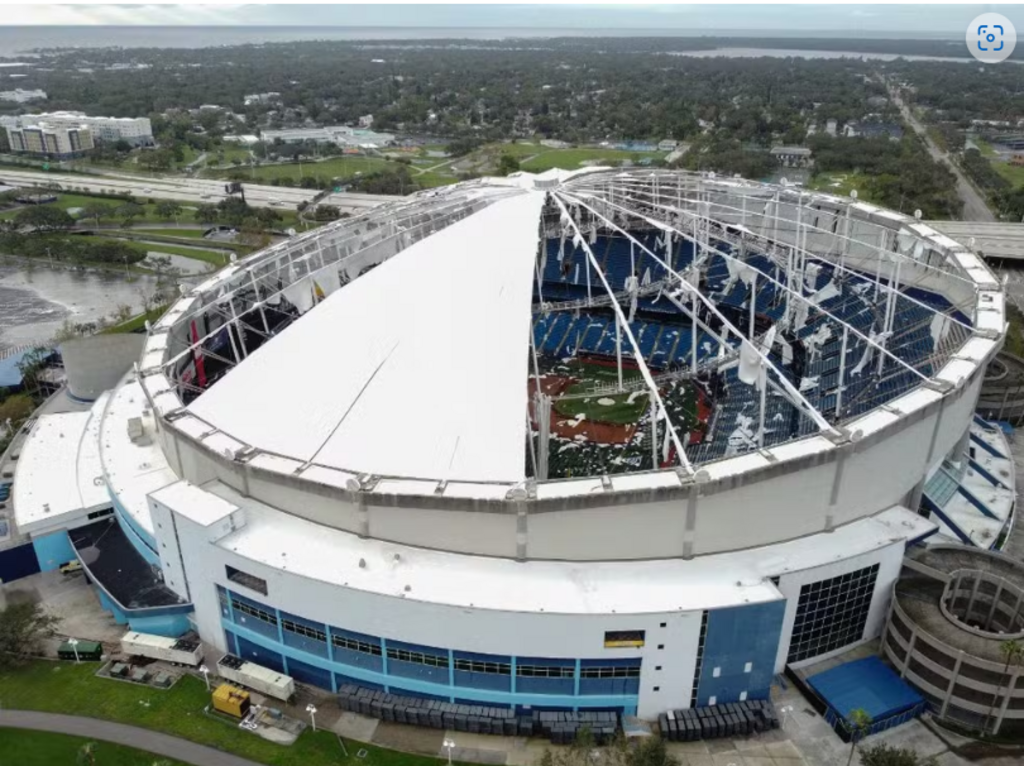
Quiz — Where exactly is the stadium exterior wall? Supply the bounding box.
[149,483,909,718]
[156,368,984,562]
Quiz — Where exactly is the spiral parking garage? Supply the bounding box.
[7,169,1007,719]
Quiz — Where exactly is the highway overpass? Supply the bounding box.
[0,168,392,214]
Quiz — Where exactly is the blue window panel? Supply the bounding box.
[696,600,785,707]
[280,610,328,658]
[282,629,328,659]
[229,591,270,612]
[230,608,278,641]
[331,626,381,646]
[518,657,574,667]
[332,645,383,673]
[579,677,640,696]
[288,657,333,691]
[580,658,641,668]
[516,677,575,695]
[387,659,449,685]
[388,638,446,655]
[454,650,511,663]
[224,628,239,654]
[454,670,512,692]
[335,672,384,692]
[217,586,230,621]
[236,635,285,674]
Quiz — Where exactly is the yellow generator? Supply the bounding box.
[212,683,251,719]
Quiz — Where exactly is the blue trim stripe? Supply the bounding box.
[968,458,1011,491]
[955,485,999,520]
[921,495,973,545]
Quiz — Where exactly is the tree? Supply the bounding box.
[81,202,115,228]
[844,708,873,766]
[237,216,270,249]
[13,205,75,233]
[312,203,341,222]
[194,203,219,223]
[0,602,60,669]
[154,200,183,224]
[986,638,1023,733]
[0,393,35,427]
[497,152,521,176]
[116,202,145,227]
[859,743,934,766]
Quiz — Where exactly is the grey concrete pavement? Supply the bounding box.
[0,710,264,766]
[891,89,996,223]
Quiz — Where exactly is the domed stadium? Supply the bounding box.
[9,169,1008,722]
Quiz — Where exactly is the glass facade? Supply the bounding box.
[218,587,641,710]
[788,564,879,663]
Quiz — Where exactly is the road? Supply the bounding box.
[0,710,264,766]
[0,168,393,214]
[891,89,996,222]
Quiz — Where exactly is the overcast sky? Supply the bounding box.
[7,4,1024,34]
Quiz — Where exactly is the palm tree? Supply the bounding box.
[845,708,872,766]
[986,638,1024,734]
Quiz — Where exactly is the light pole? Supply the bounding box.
[306,703,318,733]
[68,637,80,664]
[199,664,210,691]
[780,705,794,728]
[443,737,455,766]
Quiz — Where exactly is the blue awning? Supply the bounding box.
[808,656,924,723]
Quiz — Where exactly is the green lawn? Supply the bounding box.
[81,235,230,267]
[206,156,394,183]
[807,172,873,200]
[0,661,455,766]
[103,304,170,335]
[991,160,1024,187]
[519,147,664,173]
[974,137,998,158]
[1,192,196,225]
[0,728,188,766]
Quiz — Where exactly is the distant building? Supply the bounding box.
[243,92,281,106]
[260,125,394,149]
[770,146,813,168]
[657,139,679,152]
[358,114,374,128]
[540,139,571,149]
[0,111,153,146]
[6,122,94,159]
[0,88,46,103]
[825,119,838,137]
[857,123,904,141]
[198,104,222,112]
[223,134,260,146]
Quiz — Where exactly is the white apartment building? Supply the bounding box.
[6,123,94,158]
[0,111,153,146]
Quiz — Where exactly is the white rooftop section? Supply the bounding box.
[189,191,544,484]
[204,476,933,615]
[13,401,109,535]
[100,375,178,536]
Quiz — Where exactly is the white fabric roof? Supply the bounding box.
[188,190,544,483]
[13,405,109,534]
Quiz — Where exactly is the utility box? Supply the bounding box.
[212,684,251,719]
[58,640,102,661]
